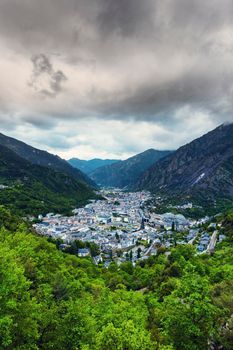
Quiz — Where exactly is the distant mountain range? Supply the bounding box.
[68,158,120,175]
[136,123,233,208]
[0,133,98,215]
[89,149,173,188]
[0,133,96,188]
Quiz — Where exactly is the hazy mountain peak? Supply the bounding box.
[90,149,173,188]
[68,157,120,175]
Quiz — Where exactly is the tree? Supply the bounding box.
[172,221,175,232]
[115,232,120,242]
[0,235,39,348]
[160,274,219,350]
[137,247,142,259]
[129,250,133,261]
[96,322,122,350]
[109,250,113,260]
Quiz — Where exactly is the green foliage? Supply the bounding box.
[161,275,218,350]
[0,209,232,349]
[0,206,22,230]
[0,181,95,216]
[64,240,100,257]
[0,144,97,216]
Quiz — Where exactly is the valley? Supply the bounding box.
[1,2,233,348]
[0,125,232,350]
[34,189,225,265]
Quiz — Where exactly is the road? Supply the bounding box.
[206,230,218,254]
[188,235,198,245]
[144,240,157,256]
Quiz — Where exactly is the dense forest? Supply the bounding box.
[0,144,98,216]
[0,206,232,349]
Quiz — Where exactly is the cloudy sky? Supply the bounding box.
[0,0,233,160]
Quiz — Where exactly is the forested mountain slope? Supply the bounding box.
[0,144,97,215]
[0,132,96,188]
[90,149,172,188]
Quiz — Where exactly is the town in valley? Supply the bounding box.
[33,190,226,266]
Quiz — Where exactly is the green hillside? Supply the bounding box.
[0,132,97,188]
[0,207,232,349]
[0,145,97,215]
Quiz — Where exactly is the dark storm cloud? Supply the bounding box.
[89,60,233,124]
[0,0,233,157]
[97,0,156,37]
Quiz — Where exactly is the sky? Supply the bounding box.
[0,0,233,160]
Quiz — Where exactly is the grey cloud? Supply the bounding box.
[20,113,58,130]
[97,0,156,38]
[86,63,233,125]
[29,54,67,97]
[31,54,53,75]
[49,70,67,94]
[0,0,233,157]
[34,134,75,150]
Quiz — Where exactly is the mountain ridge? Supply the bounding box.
[136,123,233,206]
[68,157,120,174]
[90,149,173,188]
[0,133,96,188]
[0,144,97,215]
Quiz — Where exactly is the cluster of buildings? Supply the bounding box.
[33,190,225,264]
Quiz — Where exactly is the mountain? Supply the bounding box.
[0,144,97,215]
[136,123,233,207]
[68,158,120,174]
[90,149,173,188]
[0,133,96,188]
